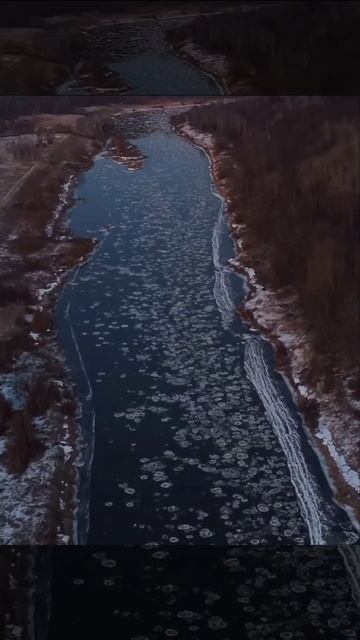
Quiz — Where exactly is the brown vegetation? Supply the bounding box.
[168,1,360,94]
[0,108,114,542]
[6,409,45,475]
[172,96,360,396]
[173,96,360,520]
[0,18,129,95]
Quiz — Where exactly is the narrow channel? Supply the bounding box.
[56,112,358,545]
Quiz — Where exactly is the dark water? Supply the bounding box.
[57,19,222,95]
[106,20,222,95]
[46,546,360,639]
[2,547,359,640]
[56,113,357,546]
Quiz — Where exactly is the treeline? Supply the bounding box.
[0,97,218,128]
[0,1,145,26]
[172,96,359,388]
[0,1,239,26]
[0,98,96,136]
[0,97,171,131]
[168,1,360,93]
[0,97,144,122]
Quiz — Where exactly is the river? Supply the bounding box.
[3,545,359,639]
[55,111,358,546]
[57,18,222,95]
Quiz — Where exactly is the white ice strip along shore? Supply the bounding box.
[45,175,75,238]
[187,128,235,332]
[243,335,329,545]
[243,279,359,528]
[175,40,227,94]
[179,122,359,535]
[211,190,235,330]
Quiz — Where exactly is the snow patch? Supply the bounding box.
[45,175,75,238]
[316,420,359,492]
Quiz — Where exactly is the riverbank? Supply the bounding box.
[0,3,239,94]
[0,25,129,95]
[174,120,359,533]
[0,99,224,544]
[0,107,146,543]
[166,2,360,95]
[166,30,231,95]
[2,100,358,543]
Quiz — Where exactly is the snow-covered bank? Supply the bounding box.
[0,120,120,544]
[176,122,359,533]
[167,31,251,96]
[243,283,360,533]
[0,166,95,544]
[166,34,228,95]
[169,38,227,95]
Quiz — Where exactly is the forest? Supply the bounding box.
[0,1,240,26]
[172,96,359,396]
[0,96,220,132]
[0,96,147,122]
[0,97,157,134]
[168,1,360,93]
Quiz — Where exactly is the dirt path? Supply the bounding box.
[0,161,40,210]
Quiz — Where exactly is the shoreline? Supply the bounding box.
[166,31,254,97]
[166,35,227,95]
[166,31,229,95]
[54,134,145,543]
[0,109,141,544]
[175,122,359,535]
[0,135,102,544]
[0,102,215,544]
[1,104,358,543]
[166,27,252,96]
[1,6,238,94]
